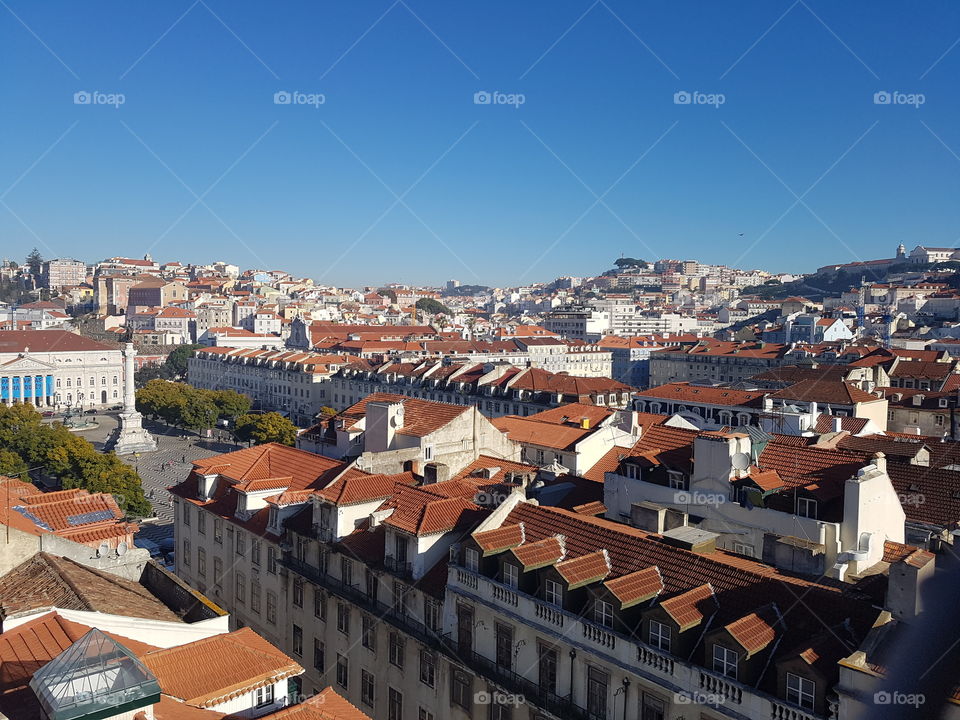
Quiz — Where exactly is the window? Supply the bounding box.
[389,632,405,669]
[292,624,303,656]
[733,542,754,557]
[495,623,513,671]
[464,547,479,572]
[503,563,519,588]
[586,666,608,719]
[254,684,275,708]
[182,503,191,526]
[641,693,666,720]
[251,539,261,565]
[213,557,223,588]
[419,708,434,720]
[594,600,614,628]
[337,602,350,635]
[336,654,349,689]
[236,533,245,556]
[197,548,206,577]
[266,591,277,625]
[796,497,817,519]
[315,588,327,620]
[182,539,191,567]
[713,645,738,679]
[395,534,409,563]
[251,580,261,613]
[214,518,223,544]
[236,572,245,603]
[293,578,304,608]
[362,614,377,651]
[544,579,563,607]
[649,620,671,651]
[361,669,375,708]
[786,673,815,710]
[535,449,545,464]
[313,638,324,672]
[197,512,205,535]
[423,445,433,461]
[388,687,403,720]
[424,599,441,632]
[366,568,378,600]
[538,643,557,693]
[668,472,688,491]
[268,546,277,574]
[419,649,435,687]
[341,557,353,586]
[451,669,472,710]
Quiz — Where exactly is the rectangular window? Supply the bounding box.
[424,599,441,632]
[251,539,261,566]
[796,497,817,519]
[251,580,261,613]
[213,557,223,588]
[786,673,816,710]
[362,614,376,651]
[197,548,206,577]
[503,563,518,588]
[641,693,666,720]
[389,632,405,669]
[366,568,378,600]
[419,649,435,687]
[293,578,304,608]
[713,645,738,679]
[544,579,563,607]
[337,602,350,636]
[419,709,434,720]
[464,547,479,572]
[538,643,557,694]
[266,591,277,625]
[268,546,278,574]
[594,600,614,627]
[214,518,223,544]
[236,572,245,604]
[292,624,303,656]
[236,533,245,556]
[649,620,671,652]
[341,557,353,586]
[452,669,472,710]
[336,654,349,689]
[315,588,327,620]
[254,684,275,708]
[495,623,513,671]
[313,638,324,672]
[182,539,191,567]
[198,512,205,535]
[182,503,191,527]
[361,669,375,708]
[388,687,403,720]
[586,666,608,719]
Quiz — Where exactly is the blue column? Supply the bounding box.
[12,376,21,401]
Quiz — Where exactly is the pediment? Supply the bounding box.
[0,355,56,372]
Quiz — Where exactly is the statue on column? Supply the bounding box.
[109,342,157,455]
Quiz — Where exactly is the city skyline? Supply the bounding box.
[3,1,960,286]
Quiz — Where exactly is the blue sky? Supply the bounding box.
[3,1,960,286]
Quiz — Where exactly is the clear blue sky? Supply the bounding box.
[3,1,960,286]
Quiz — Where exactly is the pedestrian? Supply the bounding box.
[181,455,186,464]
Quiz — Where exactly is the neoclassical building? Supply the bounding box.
[0,330,124,410]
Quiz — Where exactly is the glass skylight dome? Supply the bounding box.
[29,629,161,720]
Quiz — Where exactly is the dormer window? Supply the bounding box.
[594,600,614,627]
[796,497,817,519]
[464,547,479,572]
[503,563,519,589]
[649,620,671,651]
[713,645,738,679]
[786,673,815,710]
[544,579,563,607]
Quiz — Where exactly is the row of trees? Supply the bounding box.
[134,344,202,386]
[135,381,298,445]
[0,404,151,516]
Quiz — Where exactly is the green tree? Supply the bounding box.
[134,365,163,388]
[163,344,202,380]
[0,449,29,478]
[377,288,397,303]
[25,248,43,276]
[235,412,298,446]
[211,389,252,421]
[181,392,219,432]
[614,257,647,269]
[415,298,452,316]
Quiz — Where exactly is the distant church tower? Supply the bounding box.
[896,243,907,259]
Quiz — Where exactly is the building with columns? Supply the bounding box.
[0,330,123,410]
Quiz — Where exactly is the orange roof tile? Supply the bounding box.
[511,535,565,570]
[660,583,718,631]
[555,550,611,589]
[603,566,664,608]
[474,523,525,554]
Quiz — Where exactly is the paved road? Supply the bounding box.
[74,413,244,546]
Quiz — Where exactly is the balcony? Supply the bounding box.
[383,556,413,579]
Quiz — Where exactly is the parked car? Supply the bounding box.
[84,409,98,415]
[41,411,55,418]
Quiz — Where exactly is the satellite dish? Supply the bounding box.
[117,541,128,556]
[731,452,751,471]
[97,542,109,558]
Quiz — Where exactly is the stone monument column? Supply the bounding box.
[111,342,157,455]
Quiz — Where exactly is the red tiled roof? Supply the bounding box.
[267,687,372,720]
[660,583,717,630]
[0,330,115,354]
[724,604,781,655]
[511,535,566,569]
[603,566,663,608]
[316,470,417,506]
[474,523,525,554]
[555,550,611,588]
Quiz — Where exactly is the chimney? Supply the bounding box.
[832,416,843,433]
[365,400,405,453]
[580,417,590,430]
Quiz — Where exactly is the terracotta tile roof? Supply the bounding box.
[316,470,418,506]
[580,446,627,483]
[0,611,156,694]
[474,523,525,554]
[150,694,225,720]
[0,554,179,622]
[492,415,591,450]
[724,604,781,655]
[318,392,469,437]
[192,443,344,488]
[882,540,919,564]
[638,383,766,407]
[511,535,566,570]
[571,501,606,516]
[769,380,882,405]
[379,485,486,537]
[813,414,870,434]
[623,425,698,469]
[523,403,616,427]
[555,550,611,588]
[743,468,785,492]
[141,627,303,708]
[603,566,663,608]
[0,330,115,354]
[757,439,867,489]
[266,686,372,720]
[660,583,717,630]
[889,361,955,380]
